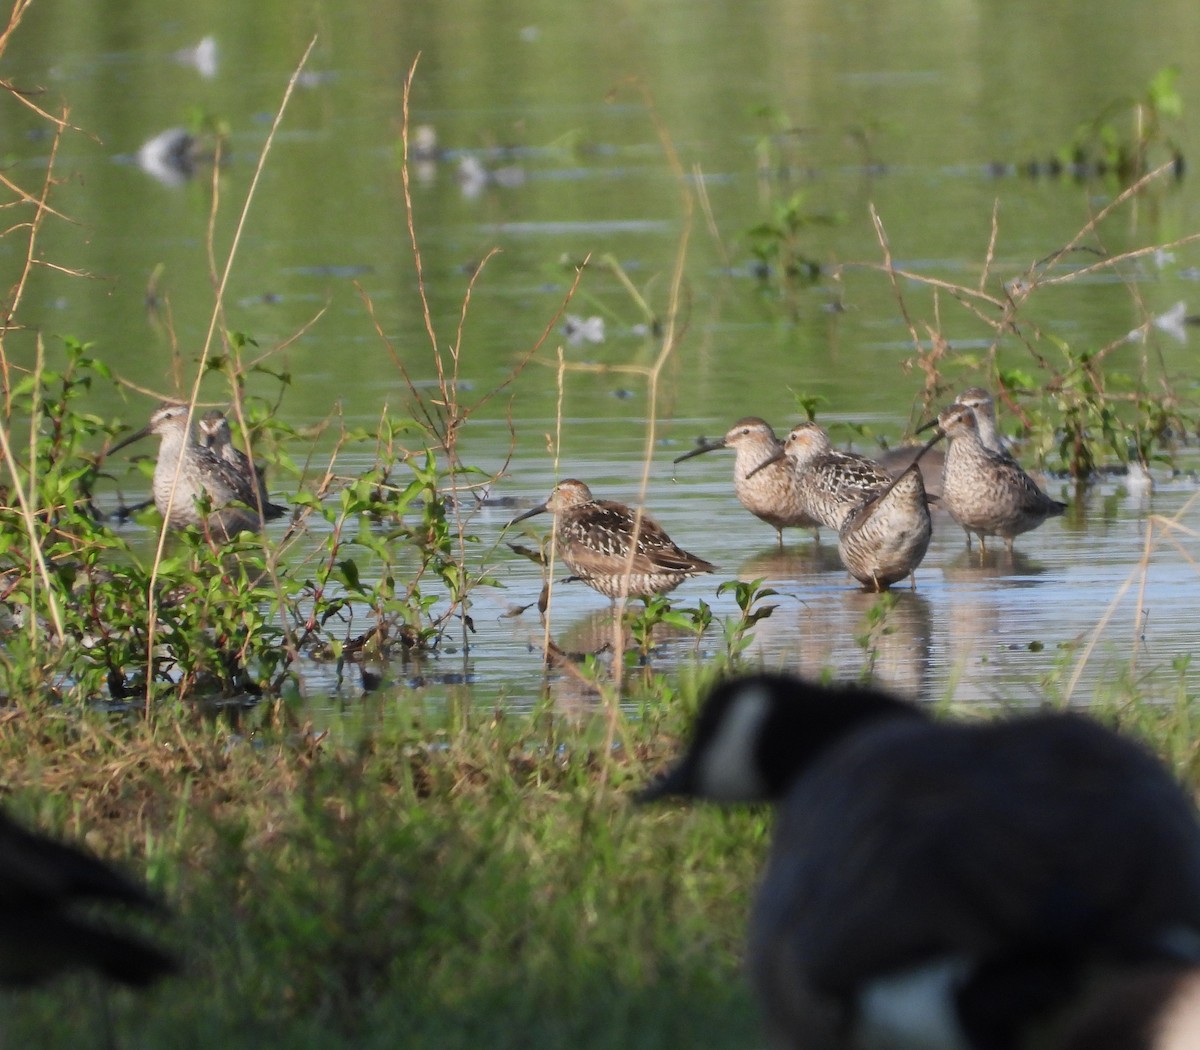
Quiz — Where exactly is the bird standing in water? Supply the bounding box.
[196,410,286,521]
[674,418,821,548]
[507,479,715,601]
[836,463,932,591]
[747,421,895,532]
[921,402,1066,554]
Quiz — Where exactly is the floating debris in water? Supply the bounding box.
[296,70,338,89]
[136,128,203,187]
[173,35,218,78]
[411,125,441,162]
[281,264,376,278]
[407,125,441,185]
[562,314,605,346]
[1127,300,1200,345]
[458,155,526,198]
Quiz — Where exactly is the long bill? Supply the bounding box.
[744,446,787,480]
[505,503,548,530]
[672,439,727,465]
[910,426,947,465]
[104,424,154,458]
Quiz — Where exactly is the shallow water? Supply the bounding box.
[404,437,1200,714]
[5,0,1200,712]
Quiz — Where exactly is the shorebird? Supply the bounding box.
[674,418,820,548]
[921,402,1066,554]
[837,463,932,591]
[196,410,286,521]
[640,672,1200,1050]
[955,386,1014,459]
[878,387,1012,499]
[507,479,715,600]
[0,808,176,986]
[108,401,267,540]
[747,421,895,532]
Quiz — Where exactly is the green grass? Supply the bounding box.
[1,658,1199,1048]
[0,681,773,1049]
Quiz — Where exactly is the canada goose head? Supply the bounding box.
[641,673,1200,1050]
[639,673,922,804]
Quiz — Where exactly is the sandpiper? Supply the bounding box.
[507,479,715,600]
[108,401,267,540]
[877,442,944,499]
[640,672,1200,1050]
[0,807,177,986]
[954,386,1013,458]
[674,418,820,548]
[921,402,1066,553]
[748,421,895,532]
[837,463,932,591]
[196,410,286,521]
[878,387,1010,498]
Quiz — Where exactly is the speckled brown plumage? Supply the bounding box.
[108,401,264,540]
[837,464,932,591]
[955,387,1012,458]
[750,422,895,532]
[880,387,1010,500]
[508,479,715,600]
[933,403,1066,554]
[197,410,287,521]
[674,418,820,547]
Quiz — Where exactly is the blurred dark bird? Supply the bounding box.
[641,672,1200,1050]
[0,809,177,987]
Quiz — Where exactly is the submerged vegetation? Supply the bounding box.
[1,5,1200,1047]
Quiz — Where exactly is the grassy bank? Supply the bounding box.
[0,675,773,1049]
[1,666,1199,1048]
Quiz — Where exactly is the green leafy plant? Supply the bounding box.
[715,578,778,661]
[1061,66,1184,184]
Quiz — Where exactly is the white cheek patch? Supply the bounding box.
[1159,973,1200,1050]
[855,957,971,1050]
[696,684,771,801]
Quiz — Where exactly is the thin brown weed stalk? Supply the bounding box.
[132,37,317,713]
[866,162,1200,468]
[384,55,590,658]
